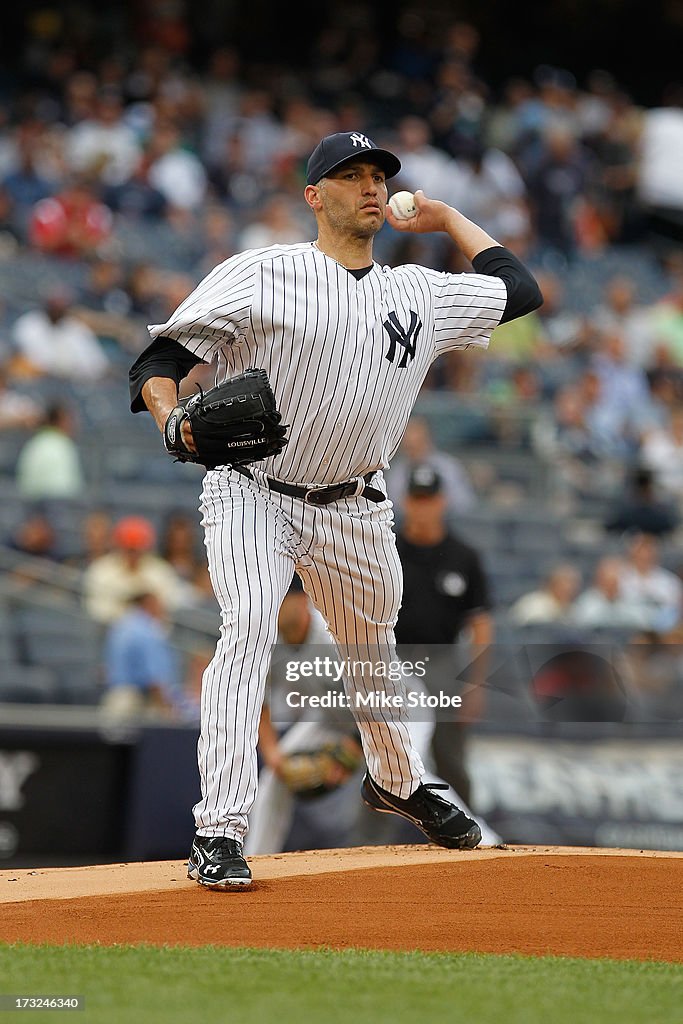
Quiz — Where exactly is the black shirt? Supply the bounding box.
[395,531,491,644]
[604,498,679,537]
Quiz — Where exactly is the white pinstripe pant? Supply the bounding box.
[194,467,424,840]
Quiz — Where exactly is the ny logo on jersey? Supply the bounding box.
[383,310,421,368]
[349,132,372,149]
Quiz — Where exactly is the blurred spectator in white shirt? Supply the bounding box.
[533,376,637,502]
[448,137,530,242]
[393,116,457,201]
[618,533,683,632]
[148,123,207,211]
[637,89,683,240]
[67,88,141,187]
[572,556,650,630]
[641,407,683,501]
[509,563,581,625]
[387,415,476,515]
[83,515,183,624]
[12,288,109,381]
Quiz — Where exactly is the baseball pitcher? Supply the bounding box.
[129,131,542,888]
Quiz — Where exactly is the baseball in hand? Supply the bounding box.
[388,191,417,220]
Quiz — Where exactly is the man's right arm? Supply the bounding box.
[130,336,203,452]
[129,335,203,413]
[141,377,198,455]
[141,377,180,432]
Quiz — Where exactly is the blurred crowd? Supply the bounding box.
[0,7,682,468]
[0,4,680,270]
[0,5,682,735]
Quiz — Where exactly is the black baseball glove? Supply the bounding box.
[163,368,288,470]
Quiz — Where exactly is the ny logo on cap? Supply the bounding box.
[349,132,372,149]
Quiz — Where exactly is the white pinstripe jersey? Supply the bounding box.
[148,242,507,485]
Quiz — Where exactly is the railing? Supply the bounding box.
[0,545,220,651]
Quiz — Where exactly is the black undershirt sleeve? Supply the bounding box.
[129,336,205,413]
[471,245,543,324]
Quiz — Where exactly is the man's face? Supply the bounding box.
[316,160,388,238]
[630,536,657,572]
[45,296,69,323]
[402,492,446,529]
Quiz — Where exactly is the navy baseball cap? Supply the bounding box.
[407,464,443,497]
[306,131,401,186]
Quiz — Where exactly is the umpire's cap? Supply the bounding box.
[407,463,443,497]
[306,131,401,185]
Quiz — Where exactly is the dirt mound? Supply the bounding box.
[1,846,681,961]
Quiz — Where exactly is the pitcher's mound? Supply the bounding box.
[2,845,681,961]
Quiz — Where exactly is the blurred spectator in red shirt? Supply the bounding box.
[29,177,112,257]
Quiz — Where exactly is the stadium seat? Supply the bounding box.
[0,664,59,704]
[52,661,104,706]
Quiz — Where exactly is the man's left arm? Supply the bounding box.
[470,246,542,324]
[387,190,543,326]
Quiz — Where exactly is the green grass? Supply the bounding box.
[0,944,680,1024]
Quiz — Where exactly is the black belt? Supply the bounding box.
[233,466,386,505]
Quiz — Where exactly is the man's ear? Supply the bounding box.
[304,184,323,212]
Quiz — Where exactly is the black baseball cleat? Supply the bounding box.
[187,835,253,889]
[361,773,482,850]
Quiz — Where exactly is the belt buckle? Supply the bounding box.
[304,477,363,504]
[304,485,332,505]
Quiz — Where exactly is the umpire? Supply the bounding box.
[394,463,493,806]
